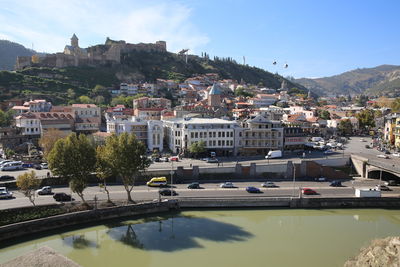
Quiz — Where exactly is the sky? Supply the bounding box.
[0,0,399,78]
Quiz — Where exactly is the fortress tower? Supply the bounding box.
[71,34,79,48]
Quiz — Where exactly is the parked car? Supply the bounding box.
[360,138,366,142]
[34,164,42,170]
[0,175,14,181]
[323,150,335,155]
[22,162,34,168]
[169,156,179,162]
[375,185,391,191]
[302,188,317,195]
[53,192,73,202]
[37,186,53,195]
[392,153,400,157]
[384,150,391,155]
[261,181,278,188]
[153,157,160,162]
[187,182,201,189]
[220,182,235,188]
[0,187,13,199]
[157,157,166,162]
[315,177,327,182]
[329,180,342,187]
[385,180,399,186]
[365,145,371,149]
[40,163,48,169]
[206,158,219,163]
[159,188,178,196]
[246,186,262,193]
[377,154,389,159]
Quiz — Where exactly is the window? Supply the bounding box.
[200,132,203,138]
[213,140,216,146]
[209,132,212,137]
[222,132,225,137]
[209,140,212,146]
[222,140,225,146]
[213,132,216,138]
[218,132,221,137]
[195,132,198,138]
[218,140,221,146]
[191,132,194,138]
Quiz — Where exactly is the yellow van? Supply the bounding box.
[146,177,167,187]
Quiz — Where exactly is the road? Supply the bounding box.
[1,178,399,210]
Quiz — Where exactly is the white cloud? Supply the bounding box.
[0,0,209,53]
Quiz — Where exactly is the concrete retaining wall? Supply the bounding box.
[314,156,350,167]
[0,201,179,243]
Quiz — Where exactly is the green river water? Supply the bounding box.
[0,209,400,267]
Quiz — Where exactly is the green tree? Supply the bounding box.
[16,170,41,206]
[77,95,92,104]
[0,109,16,127]
[356,109,375,132]
[318,110,331,120]
[234,86,254,98]
[98,133,150,202]
[4,148,15,159]
[189,140,206,158]
[91,85,111,104]
[47,133,96,204]
[95,145,113,203]
[67,88,76,99]
[337,119,353,136]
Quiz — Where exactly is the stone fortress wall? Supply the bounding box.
[15,35,167,70]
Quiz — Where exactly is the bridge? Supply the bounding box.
[351,154,400,181]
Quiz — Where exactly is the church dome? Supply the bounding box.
[209,84,221,95]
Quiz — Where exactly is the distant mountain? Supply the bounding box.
[295,65,400,96]
[0,40,36,70]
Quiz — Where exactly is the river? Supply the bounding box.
[0,209,400,267]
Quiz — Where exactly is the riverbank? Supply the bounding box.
[1,197,400,243]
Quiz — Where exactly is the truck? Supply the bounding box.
[265,150,282,159]
[355,188,381,198]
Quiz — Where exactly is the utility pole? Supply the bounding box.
[292,163,296,197]
[170,160,174,199]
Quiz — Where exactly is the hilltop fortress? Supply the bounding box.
[15,34,167,70]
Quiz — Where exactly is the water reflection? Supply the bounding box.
[106,214,253,252]
[61,234,99,249]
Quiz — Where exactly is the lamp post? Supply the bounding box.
[292,163,296,197]
[170,160,174,199]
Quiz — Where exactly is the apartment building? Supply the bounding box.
[106,115,163,151]
[163,117,240,156]
[12,99,52,115]
[71,104,101,133]
[240,115,284,155]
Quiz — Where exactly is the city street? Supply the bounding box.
[1,178,399,209]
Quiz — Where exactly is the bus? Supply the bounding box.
[146,177,168,187]
[0,161,23,171]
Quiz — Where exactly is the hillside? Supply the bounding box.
[295,65,400,96]
[0,49,307,105]
[0,40,35,70]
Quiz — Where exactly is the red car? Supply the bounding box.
[302,188,317,195]
[169,156,179,162]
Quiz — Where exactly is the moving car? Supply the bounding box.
[0,187,13,199]
[315,177,327,182]
[360,138,366,142]
[53,192,73,202]
[206,158,219,163]
[169,156,179,162]
[302,188,317,195]
[160,157,169,162]
[329,180,342,187]
[375,185,391,191]
[377,154,389,159]
[153,157,160,162]
[187,182,200,189]
[246,186,261,193]
[0,175,14,181]
[365,145,371,149]
[261,181,277,188]
[220,182,235,188]
[37,186,52,195]
[147,177,168,187]
[385,180,399,186]
[265,150,282,159]
[0,161,23,171]
[159,188,178,196]
[392,153,400,157]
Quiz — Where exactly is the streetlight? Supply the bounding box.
[292,163,296,197]
[170,160,174,199]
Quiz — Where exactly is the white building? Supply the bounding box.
[289,106,314,119]
[106,115,163,152]
[11,99,52,115]
[163,117,241,156]
[71,104,101,133]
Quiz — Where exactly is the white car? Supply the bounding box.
[220,182,235,188]
[261,181,277,188]
[36,186,52,195]
[392,153,400,157]
[0,187,13,199]
[40,163,48,169]
[377,154,389,159]
[360,138,366,142]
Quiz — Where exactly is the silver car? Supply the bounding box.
[220,182,235,188]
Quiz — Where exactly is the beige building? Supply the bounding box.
[71,104,101,133]
[240,115,284,155]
